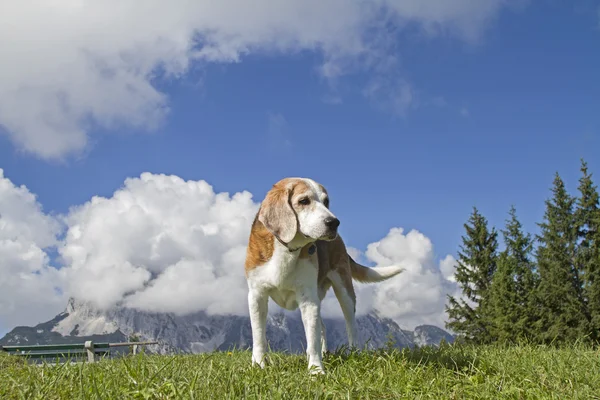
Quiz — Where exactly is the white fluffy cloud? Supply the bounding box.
[0,170,459,332]
[0,169,67,331]
[365,228,459,329]
[322,228,459,329]
[59,173,259,315]
[0,0,522,160]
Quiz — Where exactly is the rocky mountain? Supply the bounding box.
[1,298,454,354]
[413,325,455,347]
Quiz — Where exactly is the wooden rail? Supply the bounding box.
[1,340,158,363]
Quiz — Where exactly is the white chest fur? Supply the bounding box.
[247,244,319,310]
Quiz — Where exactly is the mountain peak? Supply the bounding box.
[2,299,455,353]
[65,297,77,314]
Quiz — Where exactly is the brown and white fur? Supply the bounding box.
[244,177,404,374]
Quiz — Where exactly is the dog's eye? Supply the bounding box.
[299,197,310,205]
[323,198,329,208]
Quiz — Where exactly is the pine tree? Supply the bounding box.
[488,250,518,343]
[535,172,587,344]
[575,159,600,341]
[446,207,498,344]
[488,206,538,343]
[589,209,600,340]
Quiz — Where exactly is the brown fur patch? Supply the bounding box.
[276,178,308,195]
[290,181,311,201]
[245,214,275,275]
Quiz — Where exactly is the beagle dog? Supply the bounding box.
[244,177,404,374]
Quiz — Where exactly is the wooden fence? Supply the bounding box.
[1,340,158,363]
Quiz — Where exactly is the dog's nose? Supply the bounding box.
[324,217,340,229]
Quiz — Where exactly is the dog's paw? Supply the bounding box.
[252,354,266,368]
[308,364,325,375]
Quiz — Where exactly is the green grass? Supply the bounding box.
[2,343,599,399]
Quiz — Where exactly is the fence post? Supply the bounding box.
[84,341,95,363]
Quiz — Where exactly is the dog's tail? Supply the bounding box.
[349,256,405,283]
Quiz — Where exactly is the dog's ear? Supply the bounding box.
[259,184,297,245]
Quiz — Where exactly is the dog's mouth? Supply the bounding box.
[300,231,337,242]
[321,232,338,241]
[300,231,316,241]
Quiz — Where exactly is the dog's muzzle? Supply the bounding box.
[323,216,340,240]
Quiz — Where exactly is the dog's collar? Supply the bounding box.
[278,231,315,253]
[287,243,316,254]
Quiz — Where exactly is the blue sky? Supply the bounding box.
[0,0,599,332]
[2,0,598,259]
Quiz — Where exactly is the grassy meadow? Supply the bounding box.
[1,343,599,399]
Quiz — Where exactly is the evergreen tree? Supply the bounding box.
[589,209,600,340]
[535,173,587,344]
[575,159,600,340]
[446,207,498,344]
[488,250,518,343]
[488,206,538,343]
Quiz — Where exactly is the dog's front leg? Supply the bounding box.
[248,289,268,368]
[297,287,324,374]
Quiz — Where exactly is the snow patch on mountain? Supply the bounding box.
[52,298,119,336]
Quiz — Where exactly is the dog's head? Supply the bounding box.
[258,177,339,246]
